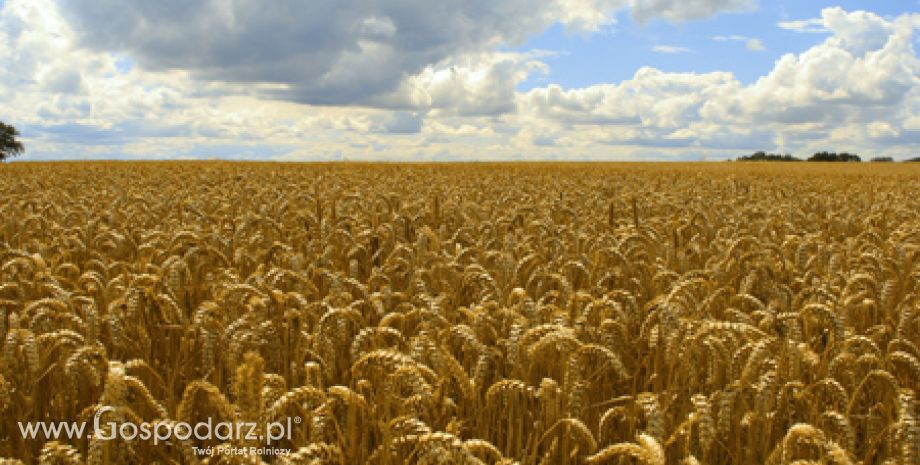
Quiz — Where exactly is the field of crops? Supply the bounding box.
[1,161,919,465]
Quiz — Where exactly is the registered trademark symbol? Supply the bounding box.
[293,417,301,424]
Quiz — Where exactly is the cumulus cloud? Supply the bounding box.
[821,7,894,56]
[736,9,918,123]
[2,1,919,161]
[53,0,751,109]
[54,0,564,108]
[370,51,549,116]
[521,68,739,128]
[518,68,743,149]
[517,8,920,157]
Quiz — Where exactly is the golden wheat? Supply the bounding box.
[0,161,918,464]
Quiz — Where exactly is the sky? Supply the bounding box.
[1,0,918,161]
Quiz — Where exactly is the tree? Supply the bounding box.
[0,121,24,161]
[870,156,894,162]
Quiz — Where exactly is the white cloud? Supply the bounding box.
[778,18,829,34]
[515,8,920,158]
[49,0,753,109]
[736,10,919,123]
[712,34,746,41]
[712,35,765,51]
[371,51,548,115]
[2,1,919,161]
[867,121,898,138]
[51,0,590,109]
[745,38,765,51]
[521,67,741,130]
[821,7,894,56]
[904,116,920,131]
[652,45,692,53]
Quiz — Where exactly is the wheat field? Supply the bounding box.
[1,161,919,465]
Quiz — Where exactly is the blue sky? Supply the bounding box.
[1,0,919,160]
[515,1,917,89]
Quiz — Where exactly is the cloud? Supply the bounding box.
[778,18,829,34]
[867,121,898,139]
[735,10,918,124]
[821,7,893,56]
[40,66,87,94]
[712,34,746,41]
[369,51,548,115]
[904,116,920,131]
[3,1,919,161]
[517,8,920,157]
[377,111,425,134]
[652,45,692,53]
[54,0,581,109]
[51,0,752,110]
[712,34,765,51]
[524,67,741,130]
[745,38,765,51]
[629,0,754,23]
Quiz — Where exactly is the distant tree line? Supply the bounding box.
[807,151,861,162]
[736,151,920,162]
[736,151,876,162]
[736,151,802,162]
